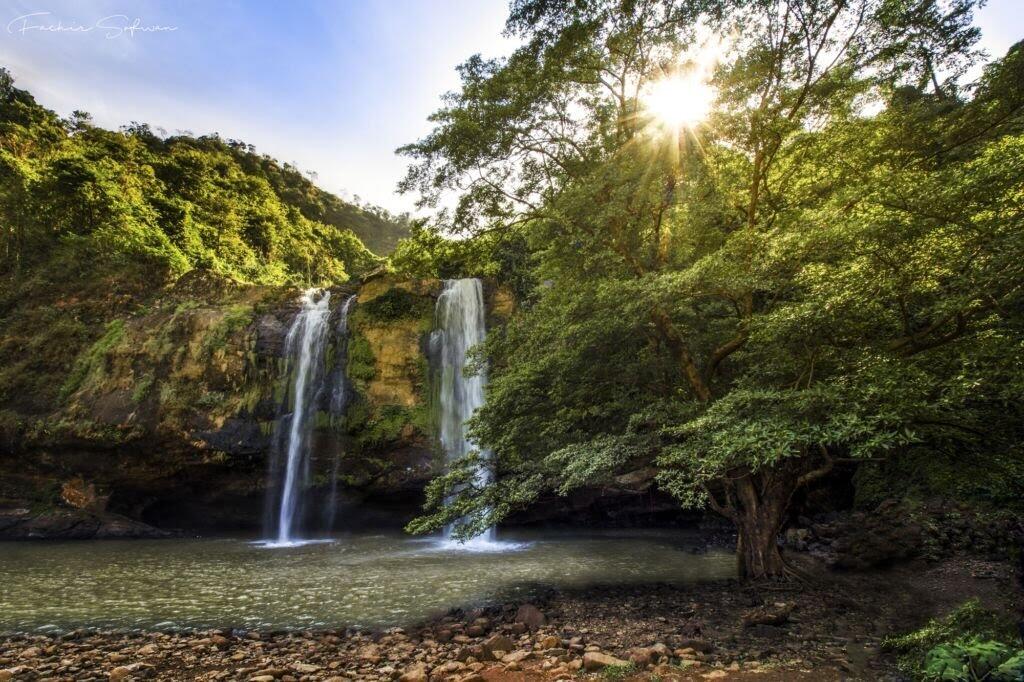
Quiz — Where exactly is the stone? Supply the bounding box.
[678,639,714,653]
[252,668,287,678]
[538,635,561,649]
[501,651,531,664]
[137,644,159,655]
[18,648,40,660]
[742,602,794,628]
[514,604,546,630]
[109,667,133,682]
[702,672,728,679]
[482,634,514,660]
[399,663,428,682]
[629,647,655,666]
[292,662,320,673]
[250,677,275,682]
[582,652,629,671]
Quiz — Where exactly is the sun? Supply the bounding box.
[642,71,716,130]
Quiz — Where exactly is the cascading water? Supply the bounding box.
[322,294,357,533]
[262,289,354,547]
[431,278,496,544]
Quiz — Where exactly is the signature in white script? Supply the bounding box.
[7,12,177,38]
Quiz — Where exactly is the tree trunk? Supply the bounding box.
[728,471,797,580]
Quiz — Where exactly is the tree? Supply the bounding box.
[401,0,1023,578]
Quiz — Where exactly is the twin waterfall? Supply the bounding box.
[262,279,493,546]
[431,279,496,543]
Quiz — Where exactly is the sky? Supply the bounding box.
[0,0,1020,214]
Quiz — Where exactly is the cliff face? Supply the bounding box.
[0,272,467,536]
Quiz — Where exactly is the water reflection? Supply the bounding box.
[0,529,735,634]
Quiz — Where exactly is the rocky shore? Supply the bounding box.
[1,555,1017,682]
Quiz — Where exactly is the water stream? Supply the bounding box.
[263,290,353,547]
[431,278,495,544]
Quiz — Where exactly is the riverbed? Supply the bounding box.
[0,529,734,634]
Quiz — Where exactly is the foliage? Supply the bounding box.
[885,600,1022,680]
[399,0,1024,577]
[922,640,1024,681]
[601,663,638,681]
[359,287,433,322]
[60,319,126,400]
[0,68,398,420]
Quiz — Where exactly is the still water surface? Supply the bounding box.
[0,530,734,634]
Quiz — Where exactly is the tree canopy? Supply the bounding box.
[399,0,1024,578]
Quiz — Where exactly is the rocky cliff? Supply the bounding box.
[0,271,501,537]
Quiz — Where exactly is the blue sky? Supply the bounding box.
[0,1,1020,214]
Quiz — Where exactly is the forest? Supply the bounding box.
[396,0,1024,581]
[1,0,1022,680]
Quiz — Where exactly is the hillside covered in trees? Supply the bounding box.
[0,67,406,421]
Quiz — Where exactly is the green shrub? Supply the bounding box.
[885,600,1021,680]
[60,319,126,400]
[923,639,1024,681]
[360,288,431,321]
[600,663,637,681]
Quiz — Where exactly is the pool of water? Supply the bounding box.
[0,529,735,634]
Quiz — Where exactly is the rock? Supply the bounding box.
[399,663,428,682]
[61,477,110,512]
[292,662,320,673]
[482,634,515,660]
[502,651,531,664]
[678,639,714,653]
[250,677,275,682]
[514,604,546,630]
[629,647,655,666]
[742,602,794,627]
[109,668,132,682]
[465,625,485,637]
[702,671,728,679]
[324,678,350,682]
[110,663,155,680]
[456,645,484,662]
[137,644,159,655]
[538,635,561,649]
[252,668,287,678]
[18,648,40,660]
[582,652,629,671]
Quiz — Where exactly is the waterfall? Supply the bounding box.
[322,294,357,533]
[263,288,349,546]
[431,278,495,543]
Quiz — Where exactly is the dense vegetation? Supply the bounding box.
[0,69,403,417]
[399,0,1024,579]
